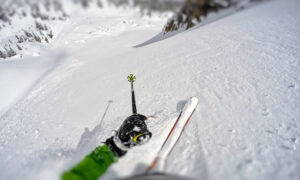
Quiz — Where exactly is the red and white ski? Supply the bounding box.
[146,97,199,174]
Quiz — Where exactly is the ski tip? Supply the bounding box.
[190,96,199,104]
[190,96,198,100]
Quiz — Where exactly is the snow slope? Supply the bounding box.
[0,51,66,117]
[0,0,300,180]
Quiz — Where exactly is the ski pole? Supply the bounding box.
[127,74,137,114]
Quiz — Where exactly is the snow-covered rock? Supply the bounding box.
[163,0,263,34]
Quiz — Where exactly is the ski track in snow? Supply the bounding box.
[1,0,300,180]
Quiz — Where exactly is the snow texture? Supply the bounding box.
[0,0,300,180]
[0,51,64,117]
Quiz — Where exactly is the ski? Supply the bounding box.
[145,97,199,174]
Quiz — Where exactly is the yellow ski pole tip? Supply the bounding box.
[127,74,136,82]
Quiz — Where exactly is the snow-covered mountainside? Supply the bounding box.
[163,0,264,34]
[0,0,67,59]
[0,0,257,60]
[0,0,299,179]
[0,0,180,59]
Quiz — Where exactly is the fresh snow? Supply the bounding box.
[0,51,65,117]
[0,0,300,180]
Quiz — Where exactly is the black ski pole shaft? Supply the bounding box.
[131,82,137,114]
[128,74,137,114]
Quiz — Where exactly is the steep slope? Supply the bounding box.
[163,0,264,34]
[0,0,179,59]
[0,0,299,180]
